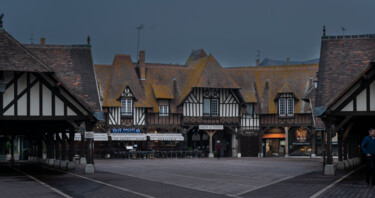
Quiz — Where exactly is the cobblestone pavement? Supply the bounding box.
[3,157,374,198]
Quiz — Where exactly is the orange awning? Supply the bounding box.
[262,134,285,139]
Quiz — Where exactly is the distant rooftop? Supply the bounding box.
[322,34,375,40]
[259,58,319,66]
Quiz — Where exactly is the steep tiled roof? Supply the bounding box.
[101,55,149,108]
[316,35,375,109]
[152,84,174,99]
[226,64,318,114]
[26,44,101,112]
[0,30,52,72]
[94,64,112,103]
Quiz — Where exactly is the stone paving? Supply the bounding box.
[2,157,375,198]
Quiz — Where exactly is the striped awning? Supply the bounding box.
[147,133,184,141]
[111,133,147,141]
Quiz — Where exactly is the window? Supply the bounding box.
[279,97,294,116]
[121,98,132,116]
[246,103,255,118]
[203,98,219,116]
[211,99,219,116]
[203,99,210,116]
[287,98,294,116]
[279,98,286,116]
[159,105,169,116]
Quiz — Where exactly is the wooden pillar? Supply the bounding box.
[68,130,74,162]
[61,132,66,161]
[10,135,14,162]
[326,120,333,165]
[311,128,316,157]
[343,140,348,160]
[48,133,54,159]
[284,127,290,157]
[55,132,61,160]
[37,134,43,158]
[206,130,216,158]
[338,130,343,161]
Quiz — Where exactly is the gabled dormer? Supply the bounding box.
[275,93,297,117]
[120,86,134,117]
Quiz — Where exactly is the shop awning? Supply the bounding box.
[262,134,285,139]
[147,133,184,141]
[73,133,109,141]
[111,133,147,141]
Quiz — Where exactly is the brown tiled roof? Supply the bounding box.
[152,84,174,99]
[101,55,149,108]
[185,49,207,65]
[94,64,112,102]
[0,30,52,72]
[316,35,375,108]
[145,65,191,113]
[226,64,318,114]
[26,44,101,112]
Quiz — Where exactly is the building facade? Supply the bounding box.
[95,49,319,157]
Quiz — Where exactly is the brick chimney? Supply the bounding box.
[139,50,146,80]
[40,37,46,46]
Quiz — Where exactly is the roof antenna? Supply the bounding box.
[29,32,34,44]
[341,26,346,38]
[136,24,144,62]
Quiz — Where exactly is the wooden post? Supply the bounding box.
[326,119,333,165]
[61,132,66,161]
[68,130,74,162]
[55,132,61,160]
[206,130,216,158]
[338,130,343,161]
[284,127,289,157]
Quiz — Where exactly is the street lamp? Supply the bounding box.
[0,71,6,94]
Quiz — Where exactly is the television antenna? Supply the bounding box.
[136,24,144,62]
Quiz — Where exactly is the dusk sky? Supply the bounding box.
[2,0,375,67]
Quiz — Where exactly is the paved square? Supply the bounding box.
[93,157,322,196]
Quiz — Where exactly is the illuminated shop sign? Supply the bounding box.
[111,128,142,133]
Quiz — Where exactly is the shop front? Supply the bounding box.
[262,133,285,157]
[288,127,312,156]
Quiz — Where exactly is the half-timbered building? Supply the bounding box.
[315,29,375,174]
[0,18,101,168]
[96,48,319,158]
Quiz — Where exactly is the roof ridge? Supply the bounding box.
[2,30,53,72]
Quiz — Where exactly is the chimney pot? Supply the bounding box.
[256,59,259,66]
[286,57,290,65]
[40,37,46,46]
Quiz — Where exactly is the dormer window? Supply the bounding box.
[159,105,169,116]
[246,103,255,118]
[159,100,169,116]
[278,93,294,116]
[121,98,132,116]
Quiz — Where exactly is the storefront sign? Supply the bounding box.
[199,125,224,130]
[111,128,141,133]
[85,131,94,139]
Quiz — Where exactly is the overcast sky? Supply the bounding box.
[2,0,375,67]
